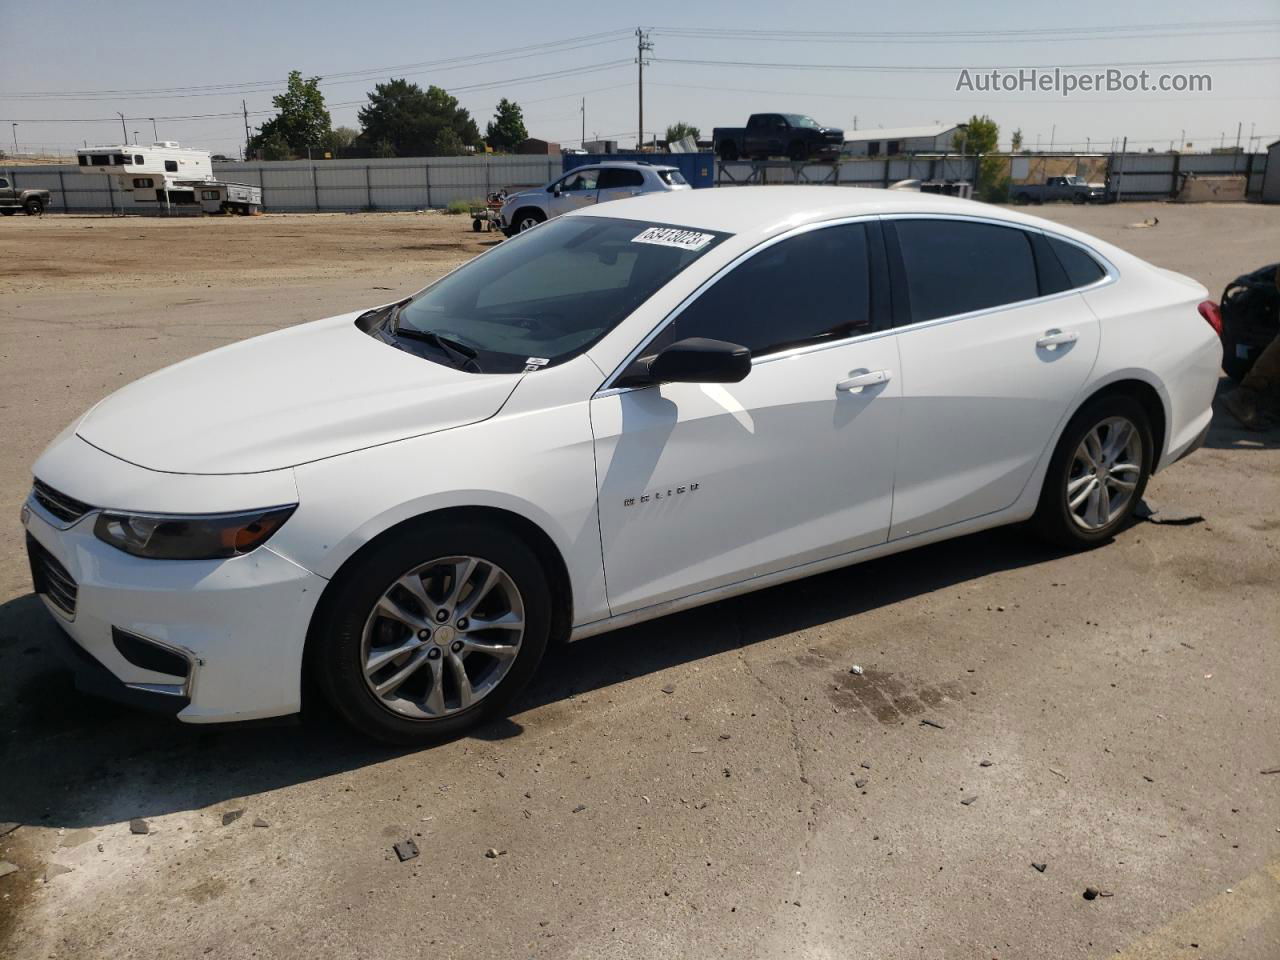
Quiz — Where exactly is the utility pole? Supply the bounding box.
[581,97,585,148]
[11,123,17,154]
[635,27,652,150]
[150,118,158,141]
[117,112,128,143]
[1049,124,1055,152]
[133,130,139,145]
[243,100,251,157]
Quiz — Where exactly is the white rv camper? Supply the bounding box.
[76,142,262,215]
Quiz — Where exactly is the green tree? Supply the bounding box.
[665,122,701,144]
[1009,128,1023,152]
[249,70,332,158]
[256,130,292,161]
[485,99,528,152]
[358,79,483,157]
[953,114,999,155]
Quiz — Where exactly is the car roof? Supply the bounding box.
[571,185,1105,245]
[576,161,677,171]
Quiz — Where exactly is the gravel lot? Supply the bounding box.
[1,202,1278,959]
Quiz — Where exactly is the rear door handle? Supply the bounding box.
[836,369,892,393]
[1036,329,1079,350]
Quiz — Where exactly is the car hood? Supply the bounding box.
[503,189,544,206]
[75,311,521,475]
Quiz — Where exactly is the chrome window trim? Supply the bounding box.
[593,211,1118,399]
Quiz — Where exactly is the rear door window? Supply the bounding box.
[598,168,644,189]
[892,219,1039,324]
[1048,237,1106,289]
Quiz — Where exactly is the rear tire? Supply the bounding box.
[1033,395,1153,549]
[311,517,552,744]
[1014,192,1031,205]
[718,142,738,163]
[788,141,808,162]
[1,208,15,216]
[23,197,43,216]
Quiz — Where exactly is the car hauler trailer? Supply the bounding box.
[76,142,262,215]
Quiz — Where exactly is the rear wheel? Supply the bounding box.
[1033,395,1152,548]
[23,197,43,216]
[1072,193,1087,205]
[1014,192,1031,205]
[718,141,738,163]
[788,140,808,162]
[312,517,551,744]
[1,208,15,216]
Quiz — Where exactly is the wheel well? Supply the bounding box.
[306,505,574,665]
[1078,379,1167,464]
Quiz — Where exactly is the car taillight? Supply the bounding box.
[1197,300,1223,338]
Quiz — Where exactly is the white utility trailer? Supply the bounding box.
[76,142,262,215]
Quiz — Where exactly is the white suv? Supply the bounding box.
[500,161,689,235]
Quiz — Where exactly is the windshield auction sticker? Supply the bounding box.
[632,227,716,251]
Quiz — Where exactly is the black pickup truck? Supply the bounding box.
[713,114,845,162]
[0,175,50,215]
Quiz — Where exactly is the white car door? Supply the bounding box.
[591,221,902,615]
[884,217,1102,540]
[548,168,600,217]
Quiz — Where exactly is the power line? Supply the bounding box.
[652,54,1280,73]
[650,19,1280,40]
[2,30,634,101]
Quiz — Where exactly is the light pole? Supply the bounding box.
[149,118,158,142]
[10,123,17,155]
[133,130,139,145]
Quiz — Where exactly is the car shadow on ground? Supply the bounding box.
[0,524,1071,829]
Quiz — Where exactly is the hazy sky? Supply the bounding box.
[3,0,1277,156]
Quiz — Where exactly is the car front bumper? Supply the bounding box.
[22,493,328,724]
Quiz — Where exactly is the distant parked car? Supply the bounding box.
[498,161,689,236]
[0,175,50,216]
[1013,175,1106,205]
[713,113,845,163]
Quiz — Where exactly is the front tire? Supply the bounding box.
[23,197,43,216]
[513,208,545,233]
[1033,395,1153,548]
[311,517,552,744]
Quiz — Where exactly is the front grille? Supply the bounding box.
[27,534,78,618]
[31,479,92,525]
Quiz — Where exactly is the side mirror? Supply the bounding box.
[632,337,751,386]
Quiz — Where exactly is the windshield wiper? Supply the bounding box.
[390,312,482,372]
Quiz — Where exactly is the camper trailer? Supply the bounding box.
[76,142,261,215]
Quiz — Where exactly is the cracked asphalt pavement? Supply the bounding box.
[1,205,1278,959]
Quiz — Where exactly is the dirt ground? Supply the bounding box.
[1,202,1278,960]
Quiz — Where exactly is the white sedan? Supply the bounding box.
[24,188,1221,742]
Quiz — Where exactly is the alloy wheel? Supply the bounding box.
[1065,416,1143,531]
[360,555,525,720]
[518,216,541,232]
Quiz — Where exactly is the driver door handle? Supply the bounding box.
[836,369,892,393]
[1036,328,1079,350]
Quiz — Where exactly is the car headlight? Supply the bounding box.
[93,505,296,560]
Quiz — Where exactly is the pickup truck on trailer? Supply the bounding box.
[713,113,845,162]
[1012,175,1106,205]
[0,176,50,215]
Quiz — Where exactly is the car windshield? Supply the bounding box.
[785,115,820,129]
[388,217,730,373]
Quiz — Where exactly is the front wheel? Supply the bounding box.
[513,208,546,233]
[311,517,552,744]
[1033,395,1153,548]
[23,197,43,216]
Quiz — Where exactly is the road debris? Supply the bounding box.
[920,719,946,730]
[129,818,150,835]
[860,761,872,770]
[1049,767,1069,782]
[572,804,587,813]
[393,839,420,862]
[960,795,978,806]
[1260,767,1280,775]
[1031,863,1047,873]
[661,684,676,695]
[979,760,993,767]
[854,779,868,789]
[253,818,270,828]
[221,809,245,826]
[849,665,864,676]
[1083,886,1100,900]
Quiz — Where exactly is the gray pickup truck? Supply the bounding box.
[0,175,50,215]
[1012,175,1105,205]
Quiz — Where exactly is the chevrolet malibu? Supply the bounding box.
[24,187,1221,743]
